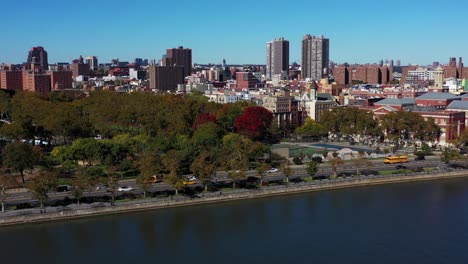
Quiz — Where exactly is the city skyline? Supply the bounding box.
[1,0,468,65]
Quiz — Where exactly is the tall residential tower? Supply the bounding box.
[27,46,48,71]
[301,35,329,81]
[266,37,289,80]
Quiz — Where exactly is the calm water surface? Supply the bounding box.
[1,178,468,264]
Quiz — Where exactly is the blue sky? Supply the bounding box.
[1,0,467,65]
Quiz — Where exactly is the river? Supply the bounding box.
[1,178,468,264]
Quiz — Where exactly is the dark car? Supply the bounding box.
[415,156,425,161]
[56,185,71,192]
[395,165,407,170]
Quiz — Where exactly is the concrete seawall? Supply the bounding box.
[1,170,467,227]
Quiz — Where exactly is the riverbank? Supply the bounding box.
[1,169,468,226]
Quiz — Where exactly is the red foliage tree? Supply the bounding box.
[235,106,273,140]
[193,113,217,130]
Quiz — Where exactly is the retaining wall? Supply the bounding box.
[1,170,467,227]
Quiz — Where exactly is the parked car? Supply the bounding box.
[415,156,425,161]
[118,186,134,192]
[267,168,279,173]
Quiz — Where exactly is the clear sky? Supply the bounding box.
[1,0,467,66]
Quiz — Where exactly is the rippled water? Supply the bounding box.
[1,178,468,264]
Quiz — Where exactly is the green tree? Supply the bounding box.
[256,162,271,187]
[26,171,58,212]
[105,168,119,205]
[306,160,320,178]
[190,149,218,192]
[136,174,152,198]
[71,172,92,205]
[441,148,461,164]
[162,150,184,195]
[280,161,293,184]
[2,142,35,183]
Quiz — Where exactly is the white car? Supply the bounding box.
[267,168,279,173]
[186,176,197,181]
[118,186,134,192]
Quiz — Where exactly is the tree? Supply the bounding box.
[105,169,119,205]
[162,150,184,195]
[235,106,273,140]
[295,118,327,139]
[2,142,35,183]
[280,161,293,184]
[352,152,372,176]
[26,171,58,212]
[190,149,218,192]
[329,152,344,178]
[256,162,271,187]
[306,160,320,178]
[71,173,91,205]
[136,173,152,198]
[441,148,461,164]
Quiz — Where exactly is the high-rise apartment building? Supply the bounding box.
[266,37,289,80]
[163,46,192,78]
[85,56,98,71]
[301,35,329,81]
[27,46,48,71]
[148,65,185,91]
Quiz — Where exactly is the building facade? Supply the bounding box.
[266,37,289,80]
[85,56,98,71]
[27,46,48,71]
[301,35,329,81]
[148,65,185,91]
[163,46,192,78]
[0,70,23,91]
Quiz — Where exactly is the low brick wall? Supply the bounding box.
[1,170,467,226]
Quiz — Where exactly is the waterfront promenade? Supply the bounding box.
[1,168,467,226]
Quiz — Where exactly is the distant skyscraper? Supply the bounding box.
[163,46,192,78]
[266,37,289,80]
[396,59,401,67]
[27,46,48,71]
[301,35,329,81]
[379,60,384,67]
[85,56,98,71]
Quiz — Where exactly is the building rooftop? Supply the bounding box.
[446,100,468,110]
[374,98,415,105]
[416,92,460,100]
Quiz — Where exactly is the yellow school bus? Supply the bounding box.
[384,155,409,164]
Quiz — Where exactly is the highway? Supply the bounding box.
[4,158,448,206]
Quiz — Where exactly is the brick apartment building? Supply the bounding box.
[236,72,260,89]
[47,70,73,90]
[0,70,23,91]
[148,65,184,91]
[334,66,393,84]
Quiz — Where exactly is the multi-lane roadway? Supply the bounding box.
[5,158,448,206]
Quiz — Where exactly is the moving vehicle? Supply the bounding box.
[144,175,162,184]
[267,168,279,173]
[183,176,197,185]
[118,186,134,192]
[384,155,409,164]
[56,185,71,192]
